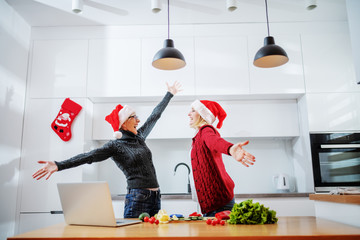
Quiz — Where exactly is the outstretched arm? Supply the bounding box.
[32,161,58,180]
[229,140,256,167]
[166,81,182,95]
[139,81,182,138]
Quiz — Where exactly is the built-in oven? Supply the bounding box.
[310,133,360,192]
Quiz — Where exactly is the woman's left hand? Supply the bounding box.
[229,140,256,167]
[167,81,182,95]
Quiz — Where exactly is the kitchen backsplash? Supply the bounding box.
[83,137,297,194]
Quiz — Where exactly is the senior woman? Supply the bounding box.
[188,99,256,217]
[33,81,182,218]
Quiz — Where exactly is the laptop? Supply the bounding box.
[57,181,141,227]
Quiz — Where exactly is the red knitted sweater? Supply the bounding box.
[191,125,235,214]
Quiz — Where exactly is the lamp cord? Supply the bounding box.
[167,0,170,39]
[265,0,270,36]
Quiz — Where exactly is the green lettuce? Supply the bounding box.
[228,199,278,225]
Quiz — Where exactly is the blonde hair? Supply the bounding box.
[191,115,209,129]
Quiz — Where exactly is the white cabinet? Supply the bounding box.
[306,92,360,132]
[235,197,315,217]
[29,40,88,98]
[161,199,199,216]
[194,36,249,95]
[92,99,299,140]
[87,39,141,97]
[248,34,305,94]
[92,100,194,140]
[19,98,85,212]
[219,99,300,138]
[302,32,359,93]
[112,199,199,218]
[141,37,195,96]
[18,213,64,235]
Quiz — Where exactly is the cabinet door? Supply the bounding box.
[92,101,194,140]
[307,92,360,132]
[161,199,199,216]
[248,34,305,94]
[18,213,64,235]
[194,36,249,95]
[219,99,300,138]
[29,40,88,98]
[87,39,141,97]
[302,32,359,93]
[20,98,84,212]
[141,37,195,96]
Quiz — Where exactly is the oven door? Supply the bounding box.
[311,143,360,192]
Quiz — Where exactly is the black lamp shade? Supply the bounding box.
[254,36,289,68]
[152,39,186,70]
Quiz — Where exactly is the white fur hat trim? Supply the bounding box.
[191,99,215,125]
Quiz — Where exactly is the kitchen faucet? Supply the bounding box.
[174,162,191,193]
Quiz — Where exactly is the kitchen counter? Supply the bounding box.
[113,192,311,200]
[8,217,360,240]
[309,194,360,204]
[309,193,360,228]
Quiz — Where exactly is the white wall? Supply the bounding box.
[347,0,360,84]
[0,0,31,239]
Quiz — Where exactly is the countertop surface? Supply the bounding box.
[309,193,360,204]
[113,192,311,200]
[8,217,360,240]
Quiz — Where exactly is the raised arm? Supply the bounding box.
[139,81,182,138]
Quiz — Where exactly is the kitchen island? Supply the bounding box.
[8,216,360,240]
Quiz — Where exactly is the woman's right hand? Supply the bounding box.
[32,161,58,180]
[166,81,182,95]
[229,140,256,167]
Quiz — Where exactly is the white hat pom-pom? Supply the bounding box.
[113,131,122,139]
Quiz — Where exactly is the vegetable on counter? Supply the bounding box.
[228,199,278,225]
[170,214,184,219]
[189,211,202,217]
[215,210,231,220]
[138,212,150,222]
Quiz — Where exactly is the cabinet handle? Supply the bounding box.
[50,211,63,214]
[320,144,360,149]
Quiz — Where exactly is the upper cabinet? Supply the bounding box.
[307,92,360,132]
[248,34,305,94]
[302,33,359,93]
[220,99,300,138]
[87,39,141,97]
[29,40,88,98]
[194,36,250,95]
[92,98,299,140]
[140,37,195,96]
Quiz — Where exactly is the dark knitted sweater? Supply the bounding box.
[55,92,174,189]
[191,125,234,214]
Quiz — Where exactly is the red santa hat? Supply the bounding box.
[105,104,135,139]
[191,100,227,129]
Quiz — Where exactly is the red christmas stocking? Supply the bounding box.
[51,98,82,142]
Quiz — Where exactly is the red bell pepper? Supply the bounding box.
[189,211,202,217]
[215,210,231,220]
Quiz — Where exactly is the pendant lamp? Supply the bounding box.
[152,0,186,70]
[253,0,289,68]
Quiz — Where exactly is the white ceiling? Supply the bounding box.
[6,0,348,27]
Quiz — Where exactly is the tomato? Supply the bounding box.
[155,219,159,225]
[149,218,155,224]
[220,220,226,225]
[143,216,149,222]
[211,220,217,226]
[206,218,212,225]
